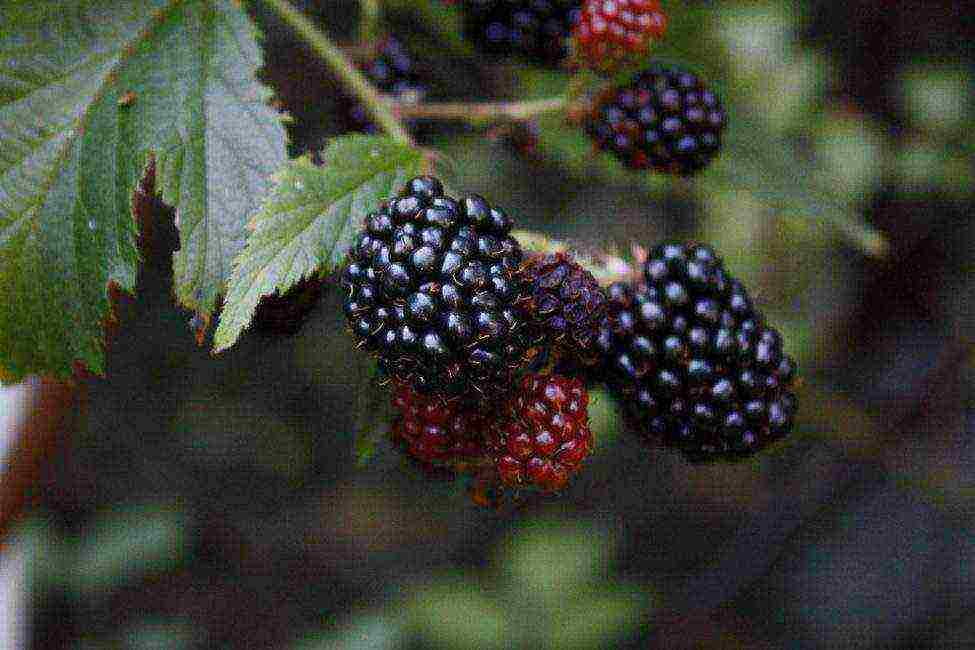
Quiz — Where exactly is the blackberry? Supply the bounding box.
[391,381,495,468]
[342,176,531,399]
[462,0,582,66]
[349,37,428,133]
[584,64,727,175]
[523,252,607,366]
[250,275,324,338]
[597,242,798,460]
[574,0,668,74]
[490,374,593,491]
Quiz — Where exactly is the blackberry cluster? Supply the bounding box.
[524,252,607,366]
[391,381,495,467]
[342,176,531,399]
[585,64,727,175]
[462,0,582,66]
[349,37,428,133]
[491,374,593,491]
[597,243,798,460]
[574,0,668,74]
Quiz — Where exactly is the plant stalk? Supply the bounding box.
[394,97,568,123]
[265,0,414,146]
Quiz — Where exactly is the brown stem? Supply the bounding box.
[394,97,568,123]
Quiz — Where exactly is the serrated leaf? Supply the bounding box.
[213,135,423,353]
[0,0,287,381]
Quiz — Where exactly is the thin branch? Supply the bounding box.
[265,0,414,146]
[394,97,568,124]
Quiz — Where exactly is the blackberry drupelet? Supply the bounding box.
[574,0,668,74]
[490,374,593,491]
[349,37,428,133]
[584,64,727,175]
[391,381,495,468]
[523,252,607,366]
[597,242,798,460]
[342,176,531,399]
[462,0,582,66]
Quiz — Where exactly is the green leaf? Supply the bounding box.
[0,0,287,381]
[353,359,392,467]
[69,502,187,599]
[213,135,423,353]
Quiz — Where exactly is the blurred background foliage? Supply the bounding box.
[5,0,974,647]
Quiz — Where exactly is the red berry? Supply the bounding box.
[490,374,594,492]
[574,0,668,74]
[391,382,496,468]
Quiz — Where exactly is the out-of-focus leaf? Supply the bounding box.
[813,111,888,202]
[707,113,889,258]
[122,621,196,650]
[498,520,612,597]
[898,64,974,135]
[407,582,511,649]
[70,503,188,598]
[213,137,423,352]
[293,615,405,650]
[545,591,648,650]
[0,0,287,380]
[711,3,800,80]
[11,513,67,596]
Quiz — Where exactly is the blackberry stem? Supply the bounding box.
[394,97,568,124]
[359,0,383,44]
[265,0,415,146]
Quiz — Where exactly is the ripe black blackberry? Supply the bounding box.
[597,243,798,460]
[462,0,581,66]
[523,252,607,366]
[584,64,727,175]
[348,37,428,133]
[342,176,531,399]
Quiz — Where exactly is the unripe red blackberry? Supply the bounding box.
[490,374,593,491]
[574,0,668,74]
[341,176,532,399]
[584,64,727,175]
[391,381,495,467]
[523,252,608,366]
[349,37,428,133]
[462,0,582,66]
[597,243,798,460]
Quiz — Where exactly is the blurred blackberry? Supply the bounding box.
[348,37,428,133]
[250,275,324,338]
[462,0,581,66]
[342,176,531,400]
[391,381,496,470]
[597,242,798,460]
[490,374,593,491]
[585,64,727,175]
[523,252,607,366]
[574,0,668,74]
